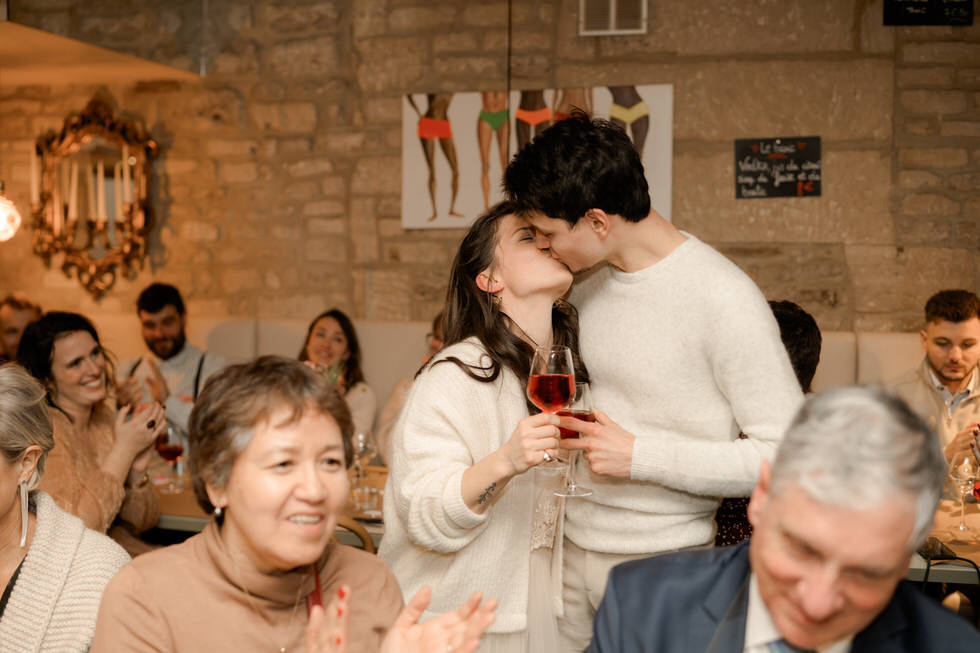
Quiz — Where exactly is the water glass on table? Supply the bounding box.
[526,345,575,468]
[949,453,978,540]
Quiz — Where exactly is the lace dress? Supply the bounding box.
[479,465,564,653]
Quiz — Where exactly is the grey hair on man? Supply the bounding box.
[0,363,55,489]
[770,385,945,550]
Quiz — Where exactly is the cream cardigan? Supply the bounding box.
[0,491,130,652]
[379,338,540,634]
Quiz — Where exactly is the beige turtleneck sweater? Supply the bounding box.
[91,521,403,652]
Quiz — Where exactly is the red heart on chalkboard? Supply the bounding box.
[797,141,807,149]
[751,144,759,153]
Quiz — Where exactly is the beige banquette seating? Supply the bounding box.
[96,314,431,432]
[92,312,925,428]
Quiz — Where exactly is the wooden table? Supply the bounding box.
[907,499,980,584]
[154,465,387,549]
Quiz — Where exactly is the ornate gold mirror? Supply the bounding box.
[31,99,158,298]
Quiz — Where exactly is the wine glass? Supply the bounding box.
[527,345,575,467]
[555,382,594,498]
[949,453,978,539]
[155,424,184,495]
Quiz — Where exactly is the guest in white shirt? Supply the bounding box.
[117,283,226,436]
[299,308,377,440]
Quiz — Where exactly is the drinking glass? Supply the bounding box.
[155,424,184,495]
[949,453,978,539]
[527,345,575,467]
[555,382,594,498]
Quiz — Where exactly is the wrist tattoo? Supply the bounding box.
[477,482,497,505]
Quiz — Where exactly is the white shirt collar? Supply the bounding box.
[744,572,853,653]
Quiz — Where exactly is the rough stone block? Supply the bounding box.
[902,43,980,65]
[388,7,454,31]
[178,221,220,242]
[948,173,980,192]
[250,102,317,133]
[219,162,258,184]
[286,158,334,177]
[355,38,426,93]
[353,0,388,38]
[304,237,348,262]
[307,218,345,235]
[898,171,942,189]
[461,4,509,28]
[350,198,378,263]
[900,148,969,168]
[897,68,955,88]
[321,176,347,197]
[902,118,938,136]
[206,139,258,157]
[351,156,399,194]
[900,90,968,115]
[256,2,340,35]
[266,37,340,78]
[257,294,332,320]
[433,56,501,79]
[320,131,368,154]
[302,200,345,216]
[221,268,262,293]
[433,33,479,54]
[902,193,960,217]
[956,69,980,88]
[940,122,980,138]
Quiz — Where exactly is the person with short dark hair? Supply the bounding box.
[715,300,823,547]
[505,114,803,650]
[588,387,980,653]
[0,294,41,363]
[888,289,980,463]
[117,282,227,439]
[92,356,497,652]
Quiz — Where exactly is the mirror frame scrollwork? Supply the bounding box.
[32,100,158,299]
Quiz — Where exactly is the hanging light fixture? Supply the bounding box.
[0,181,22,242]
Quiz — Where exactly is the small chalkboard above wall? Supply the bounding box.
[734,136,821,199]
[883,0,973,26]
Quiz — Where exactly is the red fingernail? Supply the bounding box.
[337,587,347,599]
[337,605,343,617]
[336,636,342,646]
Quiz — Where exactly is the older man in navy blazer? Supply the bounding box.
[588,386,980,653]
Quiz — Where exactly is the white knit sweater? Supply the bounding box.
[566,233,804,555]
[379,339,537,634]
[0,491,130,652]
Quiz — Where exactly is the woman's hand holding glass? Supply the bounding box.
[306,585,497,653]
[501,412,561,475]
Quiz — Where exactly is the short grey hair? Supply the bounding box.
[0,363,54,489]
[770,385,945,550]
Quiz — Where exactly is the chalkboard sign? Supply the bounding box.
[884,0,973,25]
[734,137,821,199]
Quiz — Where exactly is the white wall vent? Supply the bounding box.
[579,0,648,36]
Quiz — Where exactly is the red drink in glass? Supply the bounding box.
[528,374,574,413]
[557,409,596,439]
[155,433,183,462]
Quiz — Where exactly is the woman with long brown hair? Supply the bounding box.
[380,201,587,652]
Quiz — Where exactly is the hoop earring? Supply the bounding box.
[19,481,28,547]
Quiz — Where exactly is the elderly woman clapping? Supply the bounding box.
[93,356,495,652]
[0,364,129,651]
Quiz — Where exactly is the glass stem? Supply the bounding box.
[961,491,968,530]
[567,451,577,491]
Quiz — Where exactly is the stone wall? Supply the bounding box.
[0,0,976,332]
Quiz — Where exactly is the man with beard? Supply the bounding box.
[888,289,980,464]
[118,283,226,436]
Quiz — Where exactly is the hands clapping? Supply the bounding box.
[306,585,497,653]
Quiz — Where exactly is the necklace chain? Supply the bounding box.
[228,548,308,653]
